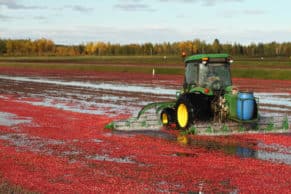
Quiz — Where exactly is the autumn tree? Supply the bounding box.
[0,39,7,55]
[212,38,222,53]
[1,38,291,57]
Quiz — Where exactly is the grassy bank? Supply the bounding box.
[231,68,291,80]
[1,55,291,66]
[0,62,183,74]
[0,55,183,65]
[0,55,291,80]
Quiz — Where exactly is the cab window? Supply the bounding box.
[185,62,198,85]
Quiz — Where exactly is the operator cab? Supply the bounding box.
[184,54,232,91]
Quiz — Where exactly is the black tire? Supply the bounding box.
[160,108,176,126]
[175,95,194,130]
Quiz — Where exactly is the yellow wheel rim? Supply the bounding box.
[177,103,188,128]
[162,113,168,125]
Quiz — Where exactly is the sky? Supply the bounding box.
[0,0,290,45]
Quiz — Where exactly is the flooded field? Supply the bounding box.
[0,75,290,117]
[0,72,290,193]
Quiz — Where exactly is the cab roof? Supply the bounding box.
[184,53,229,63]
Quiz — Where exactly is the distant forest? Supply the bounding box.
[0,38,290,57]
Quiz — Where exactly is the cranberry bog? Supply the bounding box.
[0,66,290,193]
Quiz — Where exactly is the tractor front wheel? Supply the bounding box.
[160,108,175,126]
[176,95,194,129]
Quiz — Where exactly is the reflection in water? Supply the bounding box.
[189,138,291,165]
[236,147,256,158]
[113,130,291,165]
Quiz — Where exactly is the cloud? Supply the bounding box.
[159,0,197,2]
[0,14,10,20]
[0,0,43,9]
[0,13,19,21]
[114,0,243,13]
[65,5,94,13]
[0,0,94,12]
[33,16,48,21]
[159,0,243,6]
[218,28,291,44]
[114,2,155,12]
[0,25,180,44]
[219,9,266,18]
[243,9,265,15]
[159,0,242,2]
[203,0,243,6]
[1,25,290,45]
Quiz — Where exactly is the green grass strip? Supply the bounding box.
[0,61,290,80]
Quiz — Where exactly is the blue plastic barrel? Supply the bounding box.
[237,92,255,120]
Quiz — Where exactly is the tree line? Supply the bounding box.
[0,38,290,57]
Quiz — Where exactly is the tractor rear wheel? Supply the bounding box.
[160,108,175,126]
[176,95,194,129]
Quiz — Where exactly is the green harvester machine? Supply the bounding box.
[110,53,263,132]
[161,53,259,129]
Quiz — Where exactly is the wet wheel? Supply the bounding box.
[160,108,175,126]
[176,95,194,129]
